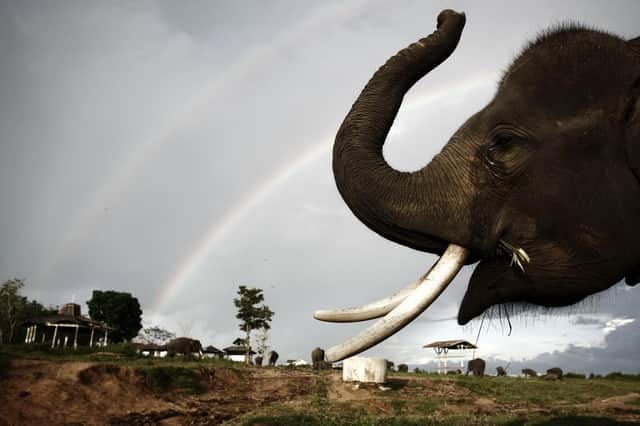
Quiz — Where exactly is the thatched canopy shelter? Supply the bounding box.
[423,340,478,374]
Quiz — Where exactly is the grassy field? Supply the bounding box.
[237,370,640,425]
[2,344,639,425]
[0,342,239,368]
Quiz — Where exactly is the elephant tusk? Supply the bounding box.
[313,265,435,322]
[324,244,469,362]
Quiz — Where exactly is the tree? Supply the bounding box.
[0,278,26,343]
[0,278,55,344]
[134,325,176,346]
[233,286,274,363]
[87,290,142,342]
[256,327,269,357]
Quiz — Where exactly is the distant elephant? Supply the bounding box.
[165,337,203,360]
[314,8,640,363]
[546,367,563,380]
[522,368,537,378]
[254,355,263,367]
[311,347,325,370]
[467,358,485,377]
[267,350,278,366]
[397,364,408,373]
[496,366,507,377]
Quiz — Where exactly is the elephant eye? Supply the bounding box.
[484,127,533,175]
[485,133,516,164]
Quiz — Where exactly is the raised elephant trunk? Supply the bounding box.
[333,10,467,253]
[318,11,470,362]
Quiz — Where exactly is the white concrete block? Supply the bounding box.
[342,356,388,383]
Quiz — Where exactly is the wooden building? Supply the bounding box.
[21,303,111,349]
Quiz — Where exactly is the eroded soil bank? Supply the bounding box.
[1,359,639,425]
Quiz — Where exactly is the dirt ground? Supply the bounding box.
[1,360,639,425]
[0,359,322,425]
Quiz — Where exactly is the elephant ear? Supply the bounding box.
[625,37,640,183]
[624,36,640,286]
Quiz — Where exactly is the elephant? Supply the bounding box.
[165,337,203,360]
[311,347,325,370]
[522,368,537,378]
[467,358,486,377]
[397,364,409,373]
[546,367,564,380]
[496,366,507,377]
[314,9,640,363]
[254,355,263,367]
[266,350,278,366]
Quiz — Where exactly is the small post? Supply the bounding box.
[104,329,108,347]
[89,327,95,347]
[51,325,59,348]
[73,325,79,350]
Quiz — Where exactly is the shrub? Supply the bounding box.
[565,372,586,379]
[140,366,203,394]
[605,372,640,381]
[119,342,139,358]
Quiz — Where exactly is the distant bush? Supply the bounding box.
[139,366,203,394]
[565,372,586,379]
[605,372,640,381]
[119,342,138,358]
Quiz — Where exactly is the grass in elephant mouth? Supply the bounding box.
[498,239,531,273]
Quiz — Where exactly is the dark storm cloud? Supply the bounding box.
[492,320,639,375]
[570,316,606,326]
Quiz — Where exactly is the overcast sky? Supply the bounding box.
[2,1,639,373]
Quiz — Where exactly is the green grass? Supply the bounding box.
[241,411,640,426]
[240,410,640,426]
[0,343,240,369]
[238,371,640,425]
[432,374,640,406]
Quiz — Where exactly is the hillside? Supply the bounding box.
[1,357,639,425]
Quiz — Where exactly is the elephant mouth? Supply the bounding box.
[315,243,470,362]
[314,238,530,362]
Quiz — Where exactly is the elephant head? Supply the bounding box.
[191,339,204,358]
[315,10,640,362]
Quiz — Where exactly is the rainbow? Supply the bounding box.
[36,1,370,283]
[153,74,498,312]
